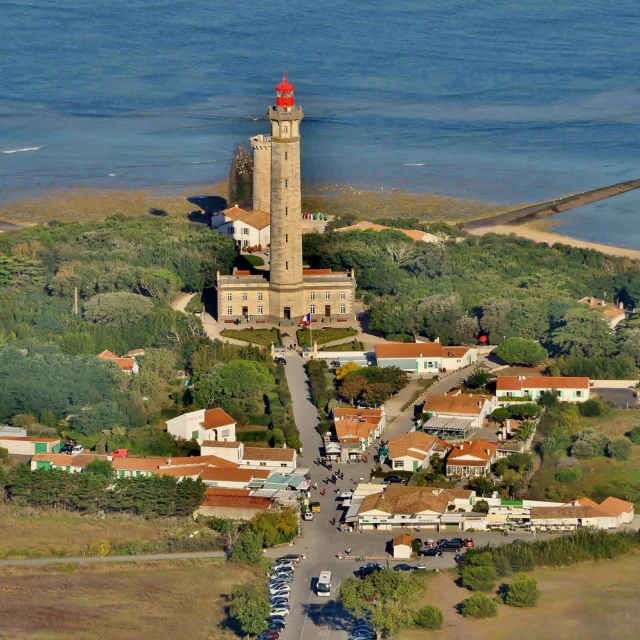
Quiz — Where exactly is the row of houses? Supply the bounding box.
[349,484,634,532]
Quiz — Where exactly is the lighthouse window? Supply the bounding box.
[285,234,288,243]
[285,151,288,160]
[285,262,289,270]
[285,206,288,216]
[285,179,288,188]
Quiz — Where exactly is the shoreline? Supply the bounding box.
[468,224,640,261]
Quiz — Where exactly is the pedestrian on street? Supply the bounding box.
[321,488,326,496]
[314,482,318,490]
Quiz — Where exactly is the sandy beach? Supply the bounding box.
[468,224,640,260]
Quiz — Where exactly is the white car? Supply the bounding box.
[340,491,353,499]
[273,562,295,571]
[71,444,84,454]
[269,586,291,597]
[270,606,290,617]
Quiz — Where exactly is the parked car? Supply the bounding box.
[260,632,280,640]
[463,538,474,548]
[268,617,287,630]
[419,548,443,557]
[382,475,406,485]
[270,598,289,607]
[71,444,84,455]
[276,554,302,564]
[269,586,291,597]
[340,490,354,499]
[358,562,383,579]
[303,511,314,521]
[110,448,129,458]
[273,562,295,572]
[437,538,464,551]
[59,443,74,455]
[310,502,321,513]
[270,606,290,617]
[274,357,287,365]
[393,563,413,572]
[454,554,465,564]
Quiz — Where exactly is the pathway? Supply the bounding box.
[0,550,226,568]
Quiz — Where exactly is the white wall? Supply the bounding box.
[217,220,269,248]
[201,443,243,463]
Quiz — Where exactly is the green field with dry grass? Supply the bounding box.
[0,559,262,640]
[0,507,220,559]
[401,553,640,640]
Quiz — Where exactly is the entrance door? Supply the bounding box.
[284,307,291,321]
[325,305,331,317]
[242,306,248,317]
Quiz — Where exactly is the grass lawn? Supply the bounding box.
[321,339,365,352]
[185,292,204,313]
[580,408,640,438]
[297,326,357,346]
[0,508,220,559]
[0,559,263,640]
[399,553,640,640]
[242,254,265,266]
[220,328,282,346]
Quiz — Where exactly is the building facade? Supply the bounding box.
[216,76,356,323]
[496,376,590,403]
[375,342,477,373]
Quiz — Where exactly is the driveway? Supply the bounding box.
[592,388,639,409]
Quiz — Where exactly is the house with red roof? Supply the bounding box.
[496,376,590,403]
[445,440,498,478]
[375,341,477,373]
[530,496,635,530]
[166,408,237,445]
[96,349,140,375]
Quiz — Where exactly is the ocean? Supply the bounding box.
[1,0,640,246]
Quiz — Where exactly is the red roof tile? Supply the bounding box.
[496,376,589,391]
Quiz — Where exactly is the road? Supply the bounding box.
[0,550,226,568]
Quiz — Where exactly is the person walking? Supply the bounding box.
[314,482,318,490]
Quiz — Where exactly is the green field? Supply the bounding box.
[242,254,265,266]
[321,339,365,352]
[297,326,357,346]
[400,554,640,640]
[220,328,282,346]
[0,559,262,640]
[0,508,221,559]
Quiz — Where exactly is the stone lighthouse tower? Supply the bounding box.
[267,76,304,320]
[249,133,271,213]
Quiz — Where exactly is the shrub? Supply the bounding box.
[87,540,112,557]
[414,604,444,630]
[495,337,547,366]
[628,425,640,444]
[231,528,263,564]
[503,573,540,607]
[475,499,490,514]
[461,557,498,592]
[607,436,632,461]
[570,429,610,458]
[0,447,8,460]
[229,584,270,637]
[506,403,541,419]
[578,396,612,417]
[460,593,498,619]
[555,467,582,483]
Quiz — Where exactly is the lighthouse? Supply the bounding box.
[267,76,305,320]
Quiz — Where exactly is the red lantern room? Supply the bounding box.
[275,75,295,107]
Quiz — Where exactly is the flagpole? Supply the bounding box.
[310,309,313,349]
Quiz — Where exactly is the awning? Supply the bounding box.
[343,500,362,523]
[324,442,341,454]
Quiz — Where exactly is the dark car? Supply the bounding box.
[276,554,301,564]
[274,357,287,365]
[393,563,413,572]
[454,553,465,564]
[358,562,383,579]
[437,540,464,551]
[419,548,443,557]
[59,443,74,455]
[382,475,406,485]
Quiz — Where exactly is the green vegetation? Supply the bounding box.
[338,365,409,407]
[460,593,498,619]
[339,567,424,638]
[461,552,498,592]
[495,337,548,366]
[184,292,204,313]
[230,584,270,637]
[413,604,444,630]
[242,253,265,266]
[502,573,540,608]
[321,338,365,351]
[297,326,357,346]
[220,327,282,346]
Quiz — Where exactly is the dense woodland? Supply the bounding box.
[304,227,640,377]
[0,215,297,453]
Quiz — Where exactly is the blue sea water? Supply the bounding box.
[1,0,640,246]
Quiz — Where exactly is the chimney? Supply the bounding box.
[435,337,440,343]
[459,443,464,450]
[477,400,482,408]
[167,457,172,467]
[485,449,491,456]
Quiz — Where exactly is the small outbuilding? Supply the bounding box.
[392,533,413,559]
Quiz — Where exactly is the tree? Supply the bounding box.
[271,428,285,448]
[85,459,115,480]
[339,375,368,405]
[139,348,177,381]
[550,308,616,358]
[467,369,492,389]
[570,429,610,458]
[231,528,263,564]
[362,382,393,407]
[495,337,547,366]
[336,361,361,380]
[492,407,511,423]
[514,420,536,442]
[339,569,423,637]
[619,329,640,367]
[460,593,498,618]
[83,292,154,328]
[461,553,498,592]
[503,573,540,607]
[468,476,498,497]
[414,604,443,630]
[475,499,490,513]
[607,436,632,461]
[229,584,269,637]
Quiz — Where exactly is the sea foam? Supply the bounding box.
[2,146,42,154]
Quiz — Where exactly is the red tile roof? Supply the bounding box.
[242,447,295,462]
[447,440,498,463]
[598,496,634,516]
[392,534,413,547]
[202,408,236,429]
[199,467,271,482]
[204,488,251,498]
[201,440,242,448]
[496,376,590,391]
[375,342,471,359]
[423,394,494,416]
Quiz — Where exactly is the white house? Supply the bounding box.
[530,496,635,531]
[0,436,61,456]
[496,376,590,403]
[387,432,451,472]
[422,393,497,429]
[211,205,270,249]
[375,341,477,374]
[392,534,413,559]
[240,446,297,472]
[445,440,499,478]
[166,408,236,445]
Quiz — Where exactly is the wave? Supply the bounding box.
[188,160,218,164]
[402,163,425,166]
[2,146,42,154]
